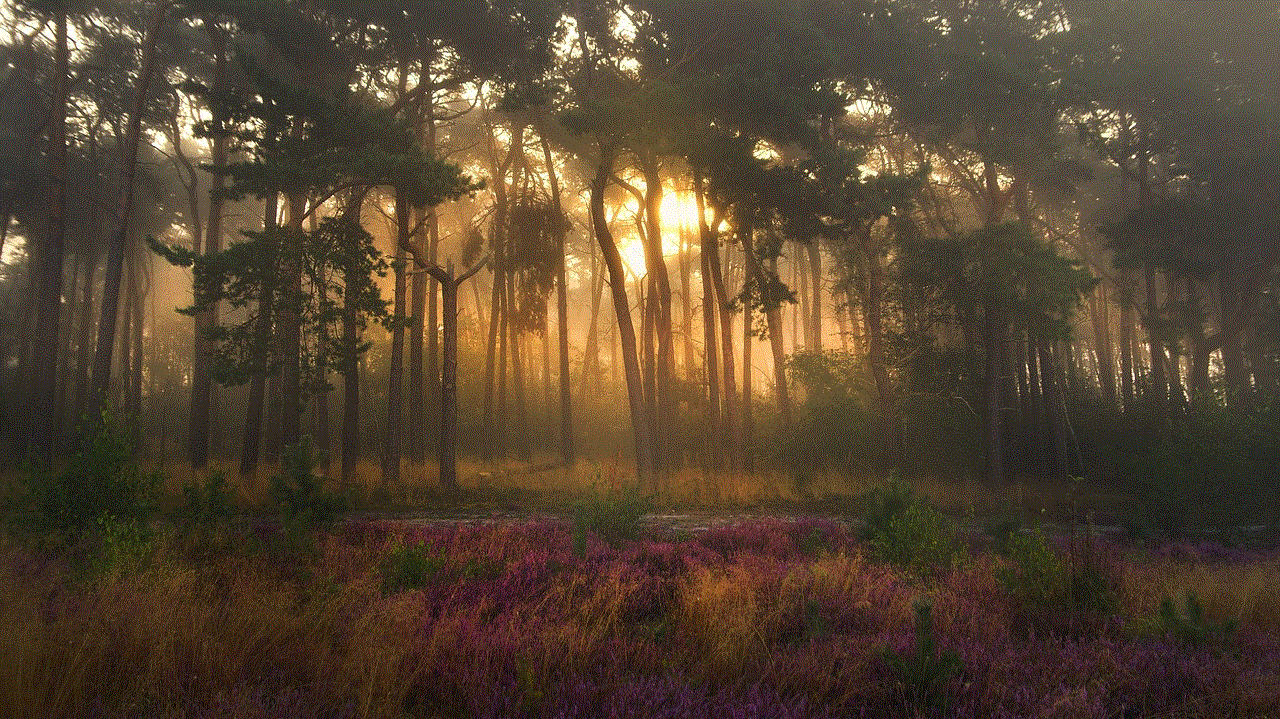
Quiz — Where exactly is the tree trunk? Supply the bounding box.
[241,194,279,479]
[190,20,227,471]
[384,190,409,485]
[407,208,427,464]
[89,1,168,421]
[808,241,823,353]
[742,273,754,473]
[30,7,68,465]
[340,193,364,484]
[739,215,792,431]
[435,265,460,492]
[639,157,675,473]
[698,210,722,471]
[591,143,652,483]
[1119,272,1135,408]
[862,227,902,470]
[539,131,573,462]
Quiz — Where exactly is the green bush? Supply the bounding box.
[996,527,1064,607]
[176,471,235,530]
[380,541,446,594]
[23,410,159,540]
[87,514,155,578]
[572,476,652,549]
[880,599,962,716]
[861,473,960,575]
[271,437,346,536]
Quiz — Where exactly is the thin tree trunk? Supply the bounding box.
[384,190,409,485]
[699,212,722,471]
[591,143,652,483]
[30,7,68,465]
[340,194,363,484]
[407,207,427,465]
[190,19,227,470]
[539,131,573,462]
[808,241,823,353]
[89,1,168,421]
[639,156,675,473]
[1119,272,1135,408]
[697,172,737,469]
[742,274,754,473]
[241,194,279,479]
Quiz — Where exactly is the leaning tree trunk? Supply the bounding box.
[591,143,653,484]
[639,156,675,473]
[89,1,168,421]
[696,172,736,469]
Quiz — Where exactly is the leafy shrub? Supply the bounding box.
[998,522,1119,636]
[271,437,346,536]
[380,541,446,594]
[23,410,159,540]
[380,541,504,594]
[861,472,960,575]
[175,471,235,530]
[572,474,652,549]
[997,527,1064,607]
[880,600,962,716]
[87,514,155,578]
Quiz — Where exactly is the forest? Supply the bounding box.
[1,1,1278,717]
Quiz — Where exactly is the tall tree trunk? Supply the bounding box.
[699,213,722,471]
[591,143,652,483]
[739,215,792,431]
[29,7,68,465]
[861,226,902,470]
[1119,272,1135,407]
[89,1,168,421]
[508,269,529,461]
[639,157,675,473]
[1040,341,1070,482]
[797,242,810,350]
[539,131,574,463]
[190,20,227,471]
[1090,282,1117,406]
[679,226,695,380]
[696,172,737,469]
[407,208,427,465]
[481,121,517,462]
[808,241,823,352]
[241,194,279,479]
[340,194,364,484]
[742,274,754,473]
[384,190,410,485]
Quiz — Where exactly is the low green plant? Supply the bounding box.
[176,471,235,530]
[1152,592,1237,647]
[271,437,346,537]
[997,527,1064,607]
[881,599,962,716]
[572,475,652,548]
[380,541,446,594]
[87,513,155,578]
[23,410,159,542]
[861,472,960,575]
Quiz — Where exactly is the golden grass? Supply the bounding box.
[1120,556,1280,632]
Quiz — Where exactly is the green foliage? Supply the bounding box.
[572,475,653,548]
[271,437,345,536]
[380,541,446,594]
[860,472,960,575]
[1152,592,1237,648]
[880,600,962,716]
[996,527,1065,608]
[23,411,158,540]
[175,472,235,530]
[379,541,504,594]
[86,514,155,579]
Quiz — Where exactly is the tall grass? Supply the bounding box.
[3,520,1279,718]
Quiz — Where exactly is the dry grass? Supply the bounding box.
[1120,555,1280,632]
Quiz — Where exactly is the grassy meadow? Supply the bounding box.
[2,449,1279,719]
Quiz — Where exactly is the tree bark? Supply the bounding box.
[190,19,227,470]
[241,193,279,479]
[808,241,823,352]
[639,156,675,472]
[89,1,169,421]
[384,190,409,485]
[591,142,653,483]
[540,131,574,462]
[29,6,68,465]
